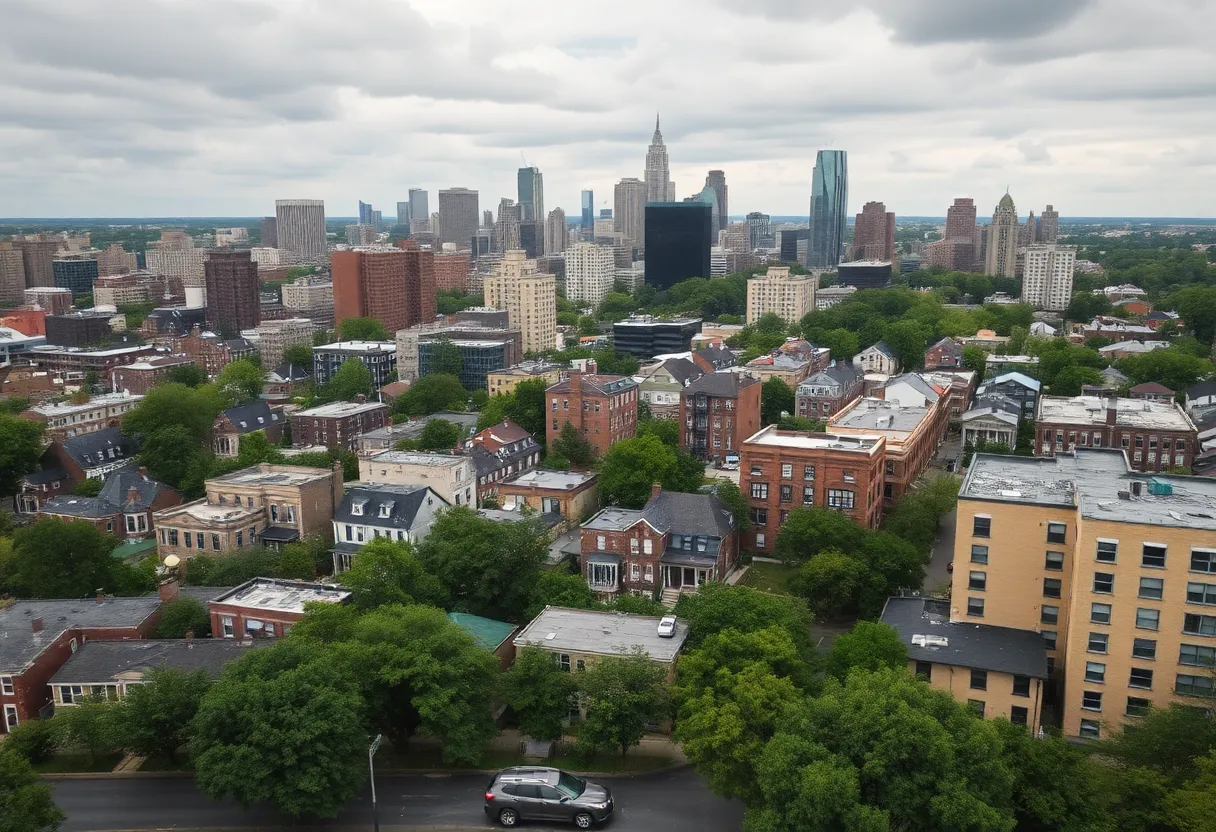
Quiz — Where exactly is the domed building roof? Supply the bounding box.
[998,192,1015,209]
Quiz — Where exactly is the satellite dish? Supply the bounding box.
[163,554,181,569]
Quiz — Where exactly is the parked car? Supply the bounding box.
[485,766,614,828]
[657,615,677,638]
[722,454,740,470]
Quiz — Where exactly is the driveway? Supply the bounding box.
[923,508,957,595]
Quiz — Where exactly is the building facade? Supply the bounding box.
[849,201,895,262]
[438,187,479,248]
[795,363,864,421]
[1020,244,1077,312]
[746,266,817,325]
[483,250,557,355]
[985,194,1019,278]
[1034,396,1198,473]
[564,243,616,307]
[644,203,712,290]
[274,199,326,259]
[292,401,389,451]
[361,450,475,507]
[204,249,261,334]
[828,396,947,505]
[545,371,639,458]
[679,373,762,463]
[312,341,397,388]
[807,150,848,269]
[612,316,701,360]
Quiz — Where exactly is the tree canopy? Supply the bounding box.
[10,518,119,599]
[596,434,703,508]
[337,317,388,341]
[393,374,469,417]
[337,537,447,610]
[0,415,45,502]
[214,359,265,405]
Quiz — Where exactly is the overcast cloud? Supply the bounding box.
[1,0,1213,218]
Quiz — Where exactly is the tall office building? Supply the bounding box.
[275,199,326,259]
[545,208,569,255]
[396,202,410,227]
[1038,205,1060,243]
[580,190,594,238]
[10,236,58,288]
[260,217,278,248]
[807,150,848,269]
[850,201,895,262]
[332,245,435,335]
[494,199,521,253]
[705,170,728,232]
[484,250,557,355]
[644,115,673,205]
[985,193,1020,278]
[643,203,712,290]
[519,223,542,259]
[1020,245,1076,312]
[746,266,817,325]
[52,259,99,297]
[614,177,646,250]
[408,189,429,228]
[359,201,375,226]
[746,212,772,249]
[0,244,24,306]
[685,185,721,233]
[205,249,261,334]
[483,210,495,229]
[517,167,544,226]
[438,188,479,247]
[565,242,616,307]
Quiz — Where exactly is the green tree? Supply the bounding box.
[501,647,577,741]
[0,415,46,508]
[501,378,547,438]
[1103,703,1216,786]
[1049,365,1103,396]
[712,478,751,531]
[165,364,208,387]
[11,518,117,598]
[394,374,469,417]
[962,345,988,377]
[337,537,447,610]
[2,718,58,764]
[526,567,600,619]
[551,421,595,466]
[214,359,265,404]
[1177,285,1216,344]
[790,550,870,618]
[1164,749,1216,832]
[804,327,860,362]
[825,621,908,681]
[1065,292,1112,323]
[1118,348,1213,393]
[71,477,103,497]
[52,695,121,764]
[190,643,368,818]
[122,383,226,442]
[596,434,703,508]
[337,317,389,341]
[760,378,794,425]
[576,651,670,760]
[881,320,933,370]
[636,416,679,448]
[674,582,815,656]
[0,748,64,832]
[772,507,867,565]
[138,425,212,492]
[323,358,374,402]
[280,344,313,368]
[396,418,463,451]
[154,597,212,638]
[116,668,212,762]
[426,337,464,377]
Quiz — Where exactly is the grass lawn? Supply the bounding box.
[33,753,124,773]
[377,744,673,774]
[741,560,798,595]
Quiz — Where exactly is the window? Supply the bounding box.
[644,565,653,583]
[802,486,814,505]
[3,704,16,731]
[1136,608,1160,631]
[749,508,768,526]
[1085,662,1106,683]
[1043,578,1062,598]
[781,463,792,479]
[1088,632,1109,653]
[1187,582,1216,605]
[1192,550,1216,574]
[915,661,932,680]
[630,563,640,581]
[749,464,762,476]
[968,699,985,717]
[588,562,616,588]
[1129,668,1154,689]
[973,515,991,537]
[969,571,986,591]
[168,529,178,546]
[1184,614,1216,636]
[1045,551,1064,571]
[1132,638,1157,660]
[755,533,766,549]
[1091,572,1114,594]
[558,654,571,672]
[1091,603,1112,624]
[1081,691,1103,711]
[1139,577,1164,600]
[827,489,855,510]
[643,539,653,555]
[630,538,639,554]
[803,465,815,480]
[1079,719,1101,739]
[971,545,989,564]
[751,482,768,500]
[1126,697,1151,717]
[967,597,984,617]
[1041,605,1059,625]
[1042,630,1058,650]
[1047,522,1067,544]
[970,669,987,691]
[221,616,234,638]
[596,535,606,550]
[1010,706,1028,726]
[1179,643,1216,667]
[779,485,793,503]
[1012,675,1030,697]
[0,675,12,695]
[1177,674,1216,698]
[1096,540,1118,563]
[1142,543,1167,569]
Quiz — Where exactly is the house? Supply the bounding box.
[208,578,351,640]
[960,395,1021,451]
[921,370,978,418]
[960,330,1011,351]
[1129,382,1175,403]
[880,597,1047,731]
[1078,318,1161,343]
[212,401,285,457]
[1144,310,1180,331]
[263,362,312,402]
[1096,340,1171,360]
[153,463,343,562]
[38,466,181,540]
[378,380,411,404]
[447,612,518,670]
[497,469,598,534]
[486,361,567,397]
[1033,396,1198,472]
[1112,298,1152,317]
[976,372,1041,419]
[580,485,738,603]
[331,484,448,572]
[795,362,864,421]
[635,357,703,418]
[924,337,963,369]
[827,396,948,504]
[110,356,196,396]
[19,392,143,441]
[741,351,813,388]
[361,450,475,507]
[678,373,762,463]
[1029,321,1057,337]
[853,341,900,375]
[48,639,261,707]
[776,338,831,374]
[882,373,945,409]
[545,372,639,459]
[18,427,140,514]
[691,345,737,372]
[292,400,390,451]
[467,419,543,499]
[1186,380,1216,416]
[0,594,164,732]
[356,412,480,455]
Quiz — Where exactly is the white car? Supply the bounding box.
[657,615,677,638]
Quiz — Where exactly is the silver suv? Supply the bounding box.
[484,766,614,828]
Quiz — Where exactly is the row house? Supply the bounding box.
[24,344,161,379]
[921,370,978,419]
[39,467,181,540]
[1034,396,1198,473]
[110,356,196,396]
[796,362,864,421]
[467,419,542,500]
[828,395,948,505]
[678,373,761,463]
[332,484,448,572]
[545,371,639,459]
[167,327,256,377]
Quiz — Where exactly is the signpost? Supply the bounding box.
[369,733,382,832]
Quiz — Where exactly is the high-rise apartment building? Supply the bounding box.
[484,250,557,354]
[397,240,437,330]
[644,203,712,290]
[345,225,377,247]
[434,250,470,292]
[1020,210,1038,247]
[581,190,594,238]
[705,170,728,232]
[850,201,895,262]
[275,199,327,259]
[482,210,494,229]
[614,177,646,250]
[807,150,848,269]
[332,246,435,335]
[565,243,616,307]
[1020,245,1076,311]
[11,236,58,288]
[396,202,410,228]
[205,249,261,334]
[408,189,429,232]
[746,212,772,249]
[746,266,817,326]
[924,198,980,272]
[438,188,479,248]
[946,197,978,239]
[0,244,25,306]
[97,244,137,276]
[722,222,751,254]
[985,194,1019,278]
[494,199,521,253]
[280,275,335,329]
[146,248,207,292]
[1039,205,1060,243]
[260,217,278,248]
[358,201,375,226]
[545,209,569,256]
[517,167,544,227]
[250,318,314,367]
[644,115,673,205]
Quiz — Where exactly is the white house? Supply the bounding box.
[853,341,901,375]
[331,484,448,572]
[361,450,475,508]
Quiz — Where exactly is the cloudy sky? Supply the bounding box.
[2,0,1214,220]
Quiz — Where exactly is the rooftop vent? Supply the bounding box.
[1131,481,1144,497]
[911,634,949,648]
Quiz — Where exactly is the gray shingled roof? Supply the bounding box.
[643,490,735,538]
[49,639,264,685]
[270,362,312,383]
[98,468,173,513]
[220,400,282,435]
[683,372,758,398]
[694,345,736,369]
[661,357,704,386]
[0,596,163,674]
[333,484,447,529]
[866,341,899,360]
[61,427,138,471]
[40,496,117,519]
[1187,380,1216,400]
[881,597,1048,678]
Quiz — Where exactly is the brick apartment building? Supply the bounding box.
[795,362,864,421]
[110,355,196,395]
[45,312,115,348]
[291,400,389,451]
[332,244,435,335]
[204,249,261,334]
[208,578,350,640]
[828,396,948,505]
[679,373,761,463]
[24,344,160,379]
[1034,395,1198,473]
[434,250,470,291]
[545,371,639,458]
[740,426,886,552]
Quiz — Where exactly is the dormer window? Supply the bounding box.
[379,502,394,518]
[257,417,265,424]
[351,500,367,516]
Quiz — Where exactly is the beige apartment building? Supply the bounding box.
[952,449,1216,740]
[486,361,566,396]
[484,250,557,355]
[361,450,475,507]
[745,266,817,326]
[245,317,314,368]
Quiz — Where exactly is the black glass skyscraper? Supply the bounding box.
[643,203,712,289]
[807,150,848,269]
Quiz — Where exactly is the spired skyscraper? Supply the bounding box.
[644,115,673,205]
[807,150,848,270]
[985,193,1019,278]
[705,170,728,232]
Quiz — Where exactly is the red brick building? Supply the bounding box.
[38,466,182,540]
[924,337,964,369]
[849,201,895,262]
[208,578,351,640]
[204,249,260,335]
[679,373,761,463]
[110,355,195,395]
[168,326,257,377]
[1034,395,1198,473]
[291,399,389,451]
[545,371,639,458]
[434,251,470,292]
[739,426,886,553]
[332,243,436,336]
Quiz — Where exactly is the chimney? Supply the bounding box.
[1105,399,1118,427]
[138,466,148,479]
[158,576,180,603]
[127,486,141,505]
[570,370,583,399]
[31,617,43,634]
[650,482,663,500]
[95,590,105,605]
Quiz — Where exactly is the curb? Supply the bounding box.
[42,760,689,781]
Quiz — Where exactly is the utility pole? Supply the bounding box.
[369,733,382,832]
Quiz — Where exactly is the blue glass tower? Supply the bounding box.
[807,150,848,269]
[581,190,594,237]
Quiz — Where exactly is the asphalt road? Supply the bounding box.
[53,768,745,832]
[924,507,957,594]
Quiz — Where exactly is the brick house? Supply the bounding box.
[213,401,286,457]
[795,362,864,421]
[19,427,140,514]
[109,356,196,396]
[208,578,351,640]
[38,466,182,539]
[497,469,598,534]
[580,485,738,603]
[636,357,703,418]
[291,400,389,451]
[1034,396,1198,473]
[925,337,964,369]
[678,373,761,463]
[1129,382,1175,403]
[467,419,543,499]
[545,371,639,458]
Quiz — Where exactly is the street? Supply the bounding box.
[924,507,957,594]
[53,767,745,832]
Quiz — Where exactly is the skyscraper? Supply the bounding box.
[613,177,646,250]
[1038,204,1060,243]
[644,203,712,289]
[849,201,895,262]
[1019,209,1038,246]
[10,236,58,288]
[359,201,375,225]
[685,185,721,233]
[705,170,728,232]
[408,189,429,233]
[644,115,673,205]
[396,202,410,227]
[0,244,24,306]
[985,193,1019,278]
[494,198,521,253]
[275,199,327,259]
[205,249,260,335]
[484,250,557,354]
[1020,244,1076,312]
[260,217,278,248]
[438,188,479,247]
[332,245,435,335]
[517,167,544,225]
[807,150,848,269]
[746,212,772,249]
[945,197,978,239]
[545,208,569,255]
[581,190,594,239]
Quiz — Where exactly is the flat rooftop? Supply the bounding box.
[962,449,1216,531]
[503,469,597,491]
[583,506,645,532]
[514,606,688,663]
[367,450,467,467]
[0,596,163,673]
[831,397,933,433]
[295,400,387,418]
[208,464,334,487]
[743,425,884,455]
[27,392,141,414]
[315,341,396,352]
[1037,395,1195,431]
[210,578,351,614]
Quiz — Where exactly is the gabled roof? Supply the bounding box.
[663,357,704,386]
[61,427,138,471]
[0,595,163,674]
[219,400,282,435]
[986,372,1041,392]
[269,362,311,383]
[683,372,758,398]
[694,345,736,369]
[546,374,638,396]
[333,484,446,529]
[861,340,898,360]
[473,418,534,448]
[469,442,540,478]
[1187,380,1216,400]
[1101,367,1129,382]
[40,495,117,519]
[885,373,941,404]
[98,467,174,513]
[799,362,862,392]
[643,490,735,538]
[927,337,961,353]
